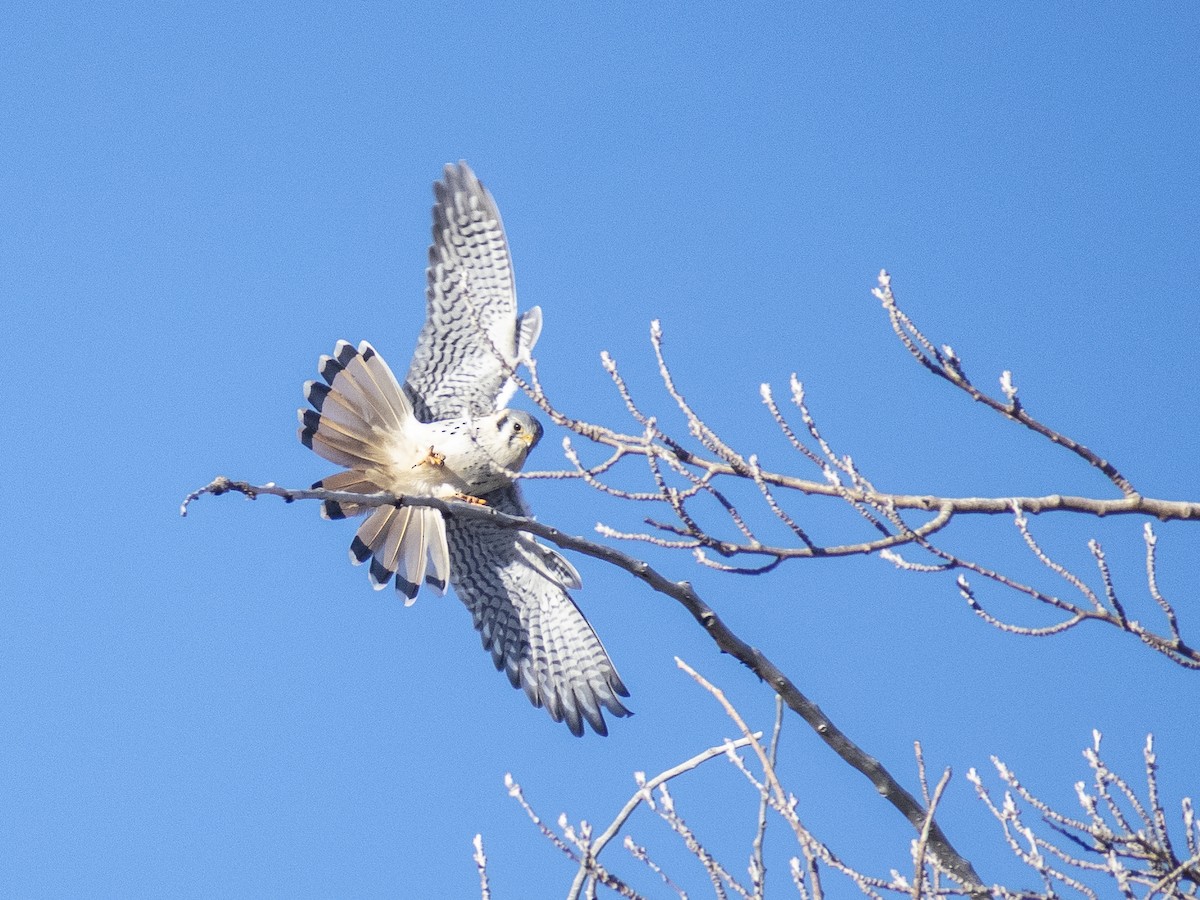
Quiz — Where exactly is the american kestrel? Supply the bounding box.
[299,163,630,735]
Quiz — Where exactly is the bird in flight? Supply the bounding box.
[298,162,630,735]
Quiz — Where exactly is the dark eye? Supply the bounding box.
[512,421,522,433]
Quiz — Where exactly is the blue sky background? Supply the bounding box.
[4,3,1199,896]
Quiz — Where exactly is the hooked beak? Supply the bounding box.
[520,418,543,451]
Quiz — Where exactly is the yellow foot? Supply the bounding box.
[451,492,489,506]
[413,446,445,469]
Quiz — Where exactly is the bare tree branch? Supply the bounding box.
[188,266,1200,898]
[968,730,1200,898]
[566,731,765,900]
[472,834,490,900]
[750,695,784,899]
[182,475,988,893]
[487,278,1200,668]
[502,672,1197,898]
[872,270,1138,498]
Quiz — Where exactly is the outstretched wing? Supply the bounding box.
[406,161,542,422]
[448,486,631,737]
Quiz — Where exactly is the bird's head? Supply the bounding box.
[492,409,543,466]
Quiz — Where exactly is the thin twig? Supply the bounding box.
[565,733,764,900]
[472,834,490,900]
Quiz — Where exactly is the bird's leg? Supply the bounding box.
[451,492,489,506]
[413,446,446,469]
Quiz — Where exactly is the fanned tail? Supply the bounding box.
[348,502,449,603]
[299,340,451,600]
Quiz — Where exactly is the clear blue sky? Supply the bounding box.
[4,3,1198,896]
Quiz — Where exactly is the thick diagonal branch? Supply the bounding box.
[182,476,989,894]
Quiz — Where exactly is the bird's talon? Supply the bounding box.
[453,492,489,506]
[413,446,446,468]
